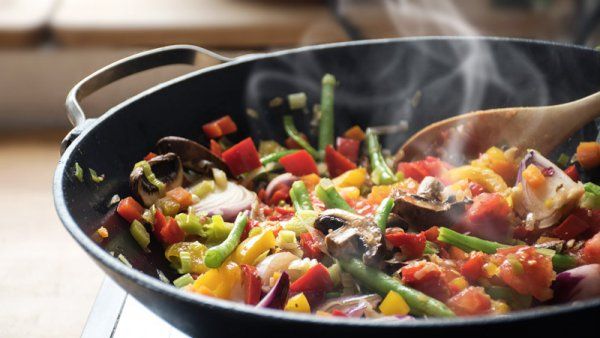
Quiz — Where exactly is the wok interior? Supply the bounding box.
[59,38,600,310]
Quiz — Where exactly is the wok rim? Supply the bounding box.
[54,36,600,329]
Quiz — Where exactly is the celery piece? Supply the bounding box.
[134,160,165,192]
[89,168,105,183]
[581,182,600,210]
[288,92,307,110]
[173,273,194,288]
[175,211,205,235]
[191,180,215,199]
[74,162,84,182]
[117,254,133,268]
[130,220,150,251]
[203,215,234,244]
[178,251,192,274]
[156,198,180,217]
[212,168,228,189]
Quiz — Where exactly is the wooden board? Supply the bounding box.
[50,0,348,48]
[0,0,56,46]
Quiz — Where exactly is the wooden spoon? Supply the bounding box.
[397,90,600,163]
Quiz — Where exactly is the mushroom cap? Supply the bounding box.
[156,136,232,177]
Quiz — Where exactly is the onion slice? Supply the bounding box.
[553,264,600,303]
[192,181,257,222]
[255,252,300,285]
[256,272,290,309]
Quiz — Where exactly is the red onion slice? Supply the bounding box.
[256,272,290,309]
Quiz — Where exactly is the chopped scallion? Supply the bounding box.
[134,160,165,193]
[74,162,84,182]
[173,273,194,288]
[89,168,105,183]
[288,92,307,110]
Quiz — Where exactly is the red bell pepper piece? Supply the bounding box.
[336,137,360,163]
[461,252,487,282]
[385,229,426,259]
[202,115,237,139]
[210,139,222,157]
[564,165,579,181]
[290,263,333,293]
[116,197,144,223]
[269,186,290,206]
[331,309,347,317]
[144,152,157,161]
[463,193,511,242]
[423,226,440,242]
[300,232,322,260]
[221,137,262,176]
[325,145,356,178]
[552,214,589,240]
[241,264,262,305]
[154,210,185,244]
[397,156,452,182]
[278,150,318,176]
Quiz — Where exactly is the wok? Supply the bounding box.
[54,37,600,337]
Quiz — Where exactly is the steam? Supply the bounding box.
[243,0,550,162]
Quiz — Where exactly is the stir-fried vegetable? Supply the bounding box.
[318,74,336,153]
[290,181,313,211]
[203,212,248,268]
[316,179,354,213]
[283,115,319,159]
[373,197,394,232]
[366,129,397,185]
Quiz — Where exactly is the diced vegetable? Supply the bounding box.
[166,187,193,209]
[117,197,144,223]
[379,291,410,316]
[290,263,334,293]
[204,212,248,268]
[385,229,426,259]
[210,139,222,157]
[288,92,307,110]
[74,162,84,182]
[324,145,356,178]
[290,181,313,211]
[89,168,104,183]
[193,261,241,299]
[233,230,276,265]
[552,214,589,240]
[130,220,150,250]
[576,141,600,169]
[221,138,262,176]
[315,179,354,213]
[279,150,318,176]
[190,180,215,199]
[284,293,311,313]
[283,115,319,158]
[241,264,262,305]
[443,165,507,193]
[564,165,579,181]
[318,74,336,152]
[336,137,360,163]
[332,168,367,188]
[366,129,397,185]
[522,164,545,189]
[556,153,570,167]
[300,232,323,260]
[257,272,290,309]
[343,125,366,141]
[581,182,600,210]
[212,168,228,189]
[202,115,238,139]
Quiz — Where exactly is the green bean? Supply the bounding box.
[290,181,313,211]
[318,74,336,152]
[373,197,394,232]
[260,149,298,165]
[437,227,577,272]
[366,129,397,185]
[283,115,319,159]
[315,179,354,213]
[338,258,455,317]
[203,212,248,268]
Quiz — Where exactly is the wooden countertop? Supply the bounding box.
[0,131,103,338]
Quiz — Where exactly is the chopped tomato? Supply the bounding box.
[144,152,157,161]
[492,246,554,301]
[446,287,492,316]
[285,134,308,149]
[269,186,290,206]
[576,141,600,169]
[241,264,262,305]
[461,252,487,282]
[401,261,450,301]
[202,115,237,139]
[154,210,185,244]
[385,229,426,259]
[423,226,440,242]
[343,125,366,141]
[290,263,333,293]
[300,232,323,260]
[166,187,193,209]
[468,181,485,197]
[221,137,262,176]
[552,214,589,240]
[324,145,356,178]
[564,165,579,181]
[397,156,451,182]
[336,137,360,163]
[210,139,222,157]
[279,150,318,176]
[573,208,600,234]
[116,197,144,223]
[583,232,600,264]
[464,193,511,242]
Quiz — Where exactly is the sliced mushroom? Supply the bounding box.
[323,212,383,267]
[315,209,363,234]
[156,136,232,177]
[391,187,469,229]
[130,153,183,207]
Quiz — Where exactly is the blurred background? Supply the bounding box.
[1,0,599,337]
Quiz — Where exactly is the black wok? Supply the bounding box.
[54,37,600,337]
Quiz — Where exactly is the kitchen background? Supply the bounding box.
[1,0,599,337]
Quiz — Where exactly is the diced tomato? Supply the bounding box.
[401,262,450,301]
[576,142,600,169]
[144,152,157,161]
[336,137,360,163]
[552,214,590,240]
[397,161,429,182]
[468,181,485,197]
[564,165,579,181]
[166,187,193,209]
[221,137,262,176]
[461,252,487,282]
[573,208,600,234]
[343,125,366,141]
[300,232,323,260]
[241,264,262,305]
[446,287,492,316]
[385,228,426,259]
[202,115,237,139]
[154,210,185,245]
[269,186,290,206]
[154,209,168,235]
[290,263,333,293]
[285,134,308,149]
[116,197,144,223]
[493,246,554,301]
[583,232,600,264]
[210,139,222,157]
[279,150,318,176]
[423,226,440,242]
[325,145,356,178]
[464,193,511,242]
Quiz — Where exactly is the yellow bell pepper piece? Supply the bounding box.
[232,230,276,265]
[443,165,508,193]
[301,173,321,191]
[367,185,393,204]
[337,186,360,201]
[522,164,545,189]
[193,260,241,299]
[379,290,410,316]
[471,146,517,184]
[332,168,367,188]
[284,293,311,313]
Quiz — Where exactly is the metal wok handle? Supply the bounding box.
[61,45,232,153]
